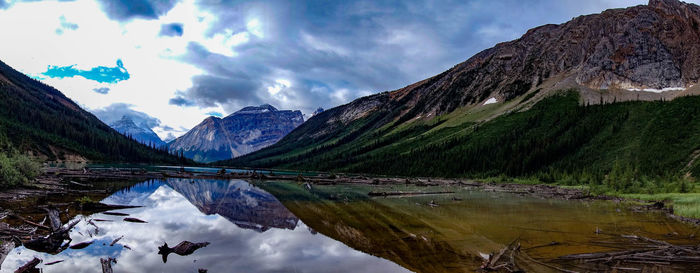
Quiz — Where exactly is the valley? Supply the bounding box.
[1,0,700,272]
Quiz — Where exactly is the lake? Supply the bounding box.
[1,178,699,272]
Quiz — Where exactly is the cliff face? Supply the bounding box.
[168,104,303,163]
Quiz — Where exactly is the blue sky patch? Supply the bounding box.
[205,111,223,118]
[43,59,130,84]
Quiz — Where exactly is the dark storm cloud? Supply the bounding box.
[173,0,656,115]
[91,103,161,129]
[168,95,195,107]
[97,0,178,21]
[159,22,183,37]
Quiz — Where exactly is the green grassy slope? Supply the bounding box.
[225,91,700,192]
[0,60,187,164]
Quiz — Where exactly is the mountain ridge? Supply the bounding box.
[222,0,700,188]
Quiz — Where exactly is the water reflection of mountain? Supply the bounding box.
[165,178,299,232]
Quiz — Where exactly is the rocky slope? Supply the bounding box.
[169,104,303,163]
[224,0,700,181]
[110,116,166,147]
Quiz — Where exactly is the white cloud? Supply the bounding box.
[0,0,232,139]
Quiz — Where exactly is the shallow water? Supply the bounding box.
[2,178,699,272]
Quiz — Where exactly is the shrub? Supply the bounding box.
[0,152,41,188]
[0,153,23,187]
[13,153,41,180]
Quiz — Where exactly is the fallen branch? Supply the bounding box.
[9,214,50,230]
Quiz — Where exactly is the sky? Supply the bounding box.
[0,0,691,140]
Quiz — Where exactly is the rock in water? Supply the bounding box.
[168,104,303,163]
[158,241,210,263]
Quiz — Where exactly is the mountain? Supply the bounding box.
[0,59,184,163]
[110,116,166,148]
[169,104,303,163]
[166,178,298,232]
[223,0,700,189]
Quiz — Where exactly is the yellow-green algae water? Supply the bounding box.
[260,182,700,272]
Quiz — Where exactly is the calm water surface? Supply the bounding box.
[2,178,699,272]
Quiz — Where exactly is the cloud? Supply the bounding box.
[96,0,178,21]
[169,0,509,115]
[42,59,130,84]
[205,111,223,118]
[168,95,195,107]
[93,87,110,94]
[163,132,176,142]
[91,103,161,129]
[4,0,691,140]
[169,0,681,117]
[159,22,183,37]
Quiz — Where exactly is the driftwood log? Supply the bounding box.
[23,219,79,254]
[14,257,41,273]
[556,234,700,272]
[69,240,95,249]
[368,191,455,197]
[123,217,147,223]
[158,241,210,263]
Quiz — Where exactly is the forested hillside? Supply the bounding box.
[0,60,186,164]
[224,91,700,192]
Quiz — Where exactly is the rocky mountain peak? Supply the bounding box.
[648,0,700,21]
[115,115,135,124]
[109,115,165,147]
[649,0,684,10]
[203,116,221,123]
[233,104,279,115]
[169,104,304,163]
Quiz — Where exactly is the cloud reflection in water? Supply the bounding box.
[1,179,409,273]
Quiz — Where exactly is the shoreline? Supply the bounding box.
[1,167,693,225]
[0,167,696,272]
